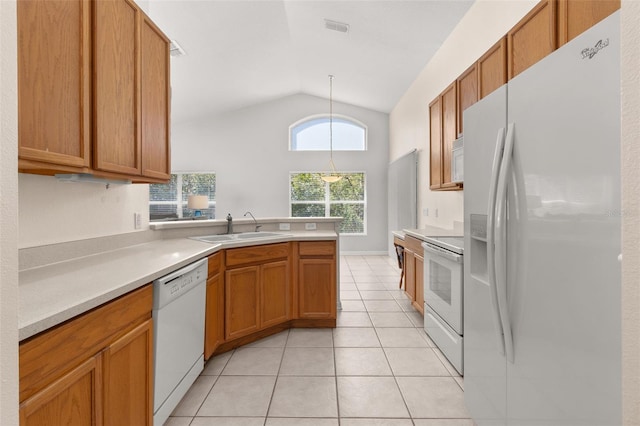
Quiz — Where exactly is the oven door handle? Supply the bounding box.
[422,243,462,263]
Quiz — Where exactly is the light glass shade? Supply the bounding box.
[187,195,209,210]
[321,174,342,183]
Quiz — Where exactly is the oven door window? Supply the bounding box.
[429,260,452,305]
[423,249,463,334]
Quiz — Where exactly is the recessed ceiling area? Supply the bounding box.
[147,0,474,124]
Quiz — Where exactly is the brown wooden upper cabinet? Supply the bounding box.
[456,63,479,135]
[17,0,92,171]
[17,0,171,183]
[557,0,620,46]
[478,37,507,100]
[507,0,557,79]
[141,14,172,181]
[429,82,462,191]
[93,0,142,176]
[428,97,442,190]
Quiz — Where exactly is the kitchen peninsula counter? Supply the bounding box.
[19,229,338,341]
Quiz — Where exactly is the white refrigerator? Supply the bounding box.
[463,11,620,426]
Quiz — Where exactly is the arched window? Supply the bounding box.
[289,115,367,151]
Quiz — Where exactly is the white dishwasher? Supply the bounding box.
[153,258,207,426]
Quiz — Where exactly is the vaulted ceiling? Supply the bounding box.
[147,0,474,124]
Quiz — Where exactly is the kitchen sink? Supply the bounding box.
[191,232,289,243]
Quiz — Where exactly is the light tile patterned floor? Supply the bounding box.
[165,255,473,426]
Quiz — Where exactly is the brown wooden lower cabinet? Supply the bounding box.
[225,265,261,340]
[404,236,425,314]
[20,355,101,426]
[404,251,417,302]
[297,241,337,320]
[205,272,224,360]
[102,320,154,426]
[205,251,224,359]
[298,258,336,319]
[19,285,153,426]
[224,244,291,341]
[260,260,290,328]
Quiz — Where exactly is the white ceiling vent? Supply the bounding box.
[170,39,187,57]
[324,19,350,34]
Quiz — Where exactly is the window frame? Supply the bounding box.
[289,171,367,236]
[288,114,368,151]
[149,171,217,220]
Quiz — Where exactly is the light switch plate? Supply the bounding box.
[305,222,317,230]
[279,223,291,231]
[134,212,142,229]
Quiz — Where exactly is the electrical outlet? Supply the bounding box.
[279,223,291,231]
[423,208,429,217]
[305,222,317,230]
[434,208,439,218]
[134,212,142,229]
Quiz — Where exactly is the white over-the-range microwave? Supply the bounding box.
[451,135,463,184]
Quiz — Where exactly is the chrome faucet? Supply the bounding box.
[226,213,233,234]
[244,211,262,232]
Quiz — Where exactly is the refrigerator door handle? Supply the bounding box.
[495,122,515,363]
[487,127,506,356]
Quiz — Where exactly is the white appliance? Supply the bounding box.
[153,258,207,426]
[463,12,620,426]
[422,236,464,374]
[451,136,464,183]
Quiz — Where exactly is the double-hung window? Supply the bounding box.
[289,114,367,234]
[290,172,366,235]
[149,172,216,220]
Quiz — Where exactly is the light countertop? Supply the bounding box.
[403,226,463,241]
[19,231,337,341]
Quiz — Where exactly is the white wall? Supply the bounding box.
[0,0,19,423]
[171,93,389,253]
[389,0,538,229]
[18,175,150,248]
[621,1,640,423]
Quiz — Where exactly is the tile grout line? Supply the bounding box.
[262,329,290,425]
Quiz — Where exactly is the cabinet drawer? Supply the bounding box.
[226,243,289,267]
[208,251,223,277]
[19,284,153,402]
[404,235,424,253]
[299,241,336,257]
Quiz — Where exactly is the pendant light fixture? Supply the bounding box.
[321,75,342,183]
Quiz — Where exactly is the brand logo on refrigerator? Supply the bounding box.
[581,39,609,60]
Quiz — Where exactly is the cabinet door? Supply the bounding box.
[404,251,416,302]
[557,0,619,46]
[19,355,102,426]
[508,0,557,79]
[205,273,224,359]
[414,254,425,315]
[456,63,478,135]
[478,37,507,100]
[93,0,142,176]
[225,266,260,340]
[441,82,458,189]
[260,260,290,329]
[141,14,171,181]
[429,97,442,190]
[17,0,91,170]
[102,319,153,426]
[298,259,336,319]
